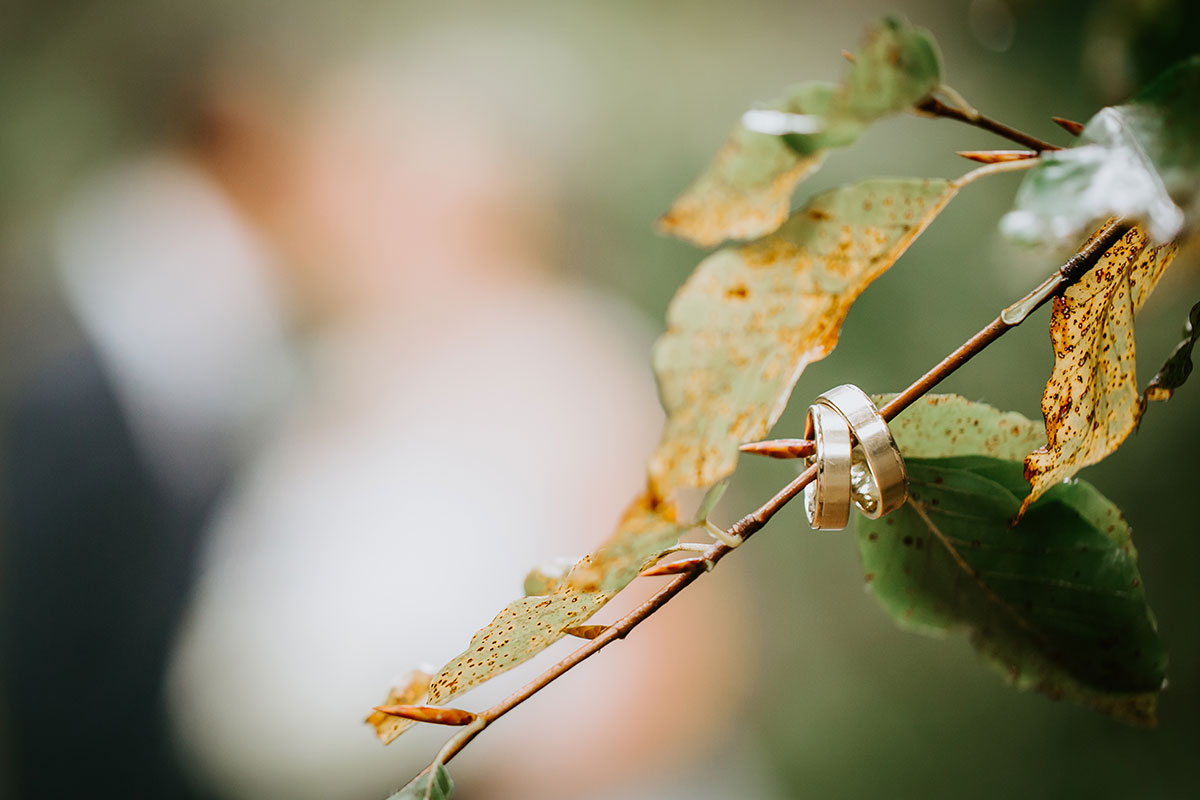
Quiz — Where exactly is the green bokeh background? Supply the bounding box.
[1,1,1197,798]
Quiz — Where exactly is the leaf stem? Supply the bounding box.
[405,218,1132,781]
[916,96,1062,153]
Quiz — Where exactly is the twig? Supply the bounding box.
[410,220,1131,777]
[916,96,1061,152]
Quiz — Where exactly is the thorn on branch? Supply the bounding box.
[740,438,816,459]
[956,149,1037,164]
[372,705,478,726]
[639,555,712,577]
[563,624,609,640]
[1052,116,1085,136]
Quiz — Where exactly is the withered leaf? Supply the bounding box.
[650,176,960,495]
[1023,226,1179,514]
[415,493,684,712]
[371,705,477,726]
[1144,300,1200,403]
[658,16,941,247]
[366,669,433,744]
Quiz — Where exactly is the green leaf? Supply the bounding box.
[1002,56,1200,246]
[693,479,729,524]
[389,763,453,800]
[1145,300,1200,403]
[876,393,1046,460]
[857,395,1166,725]
[658,16,942,247]
[522,557,577,597]
[650,177,960,495]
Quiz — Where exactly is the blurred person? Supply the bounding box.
[3,17,762,800]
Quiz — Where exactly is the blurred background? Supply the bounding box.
[1,0,1197,798]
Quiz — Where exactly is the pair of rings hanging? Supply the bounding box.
[804,385,907,530]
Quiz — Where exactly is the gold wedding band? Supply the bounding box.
[815,385,907,519]
[803,403,852,530]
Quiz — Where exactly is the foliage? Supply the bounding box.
[388,764,453,800]
[1022,225,1178,514]
[371,16,1198,797]
[858,397,1165,725]
[657,16,941,247]
[1002,56,1200,245]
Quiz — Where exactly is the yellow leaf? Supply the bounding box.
[657,17,943,247]
[650,177,960,495]
[412,493,682,714]
[1022,226,1179,514]
[656,83,833,248]
[365,669,433,744]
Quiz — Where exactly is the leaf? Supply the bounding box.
[649,176,960,495]
[658,16,941,247]
[693,479,729,523]
[1002,56,1200,246]
[366,669,433,744]
[522,556,577,597]
[371,705,477,726]
[877,393,1046,460]
[1144,300,1200,402]
[858,456,1166,725]
[388,764,454,800]
[417,493,684,711]
[1022,226,1179,514]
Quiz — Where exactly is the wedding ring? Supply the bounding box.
[803,403,852,530]
[815,385,907,518]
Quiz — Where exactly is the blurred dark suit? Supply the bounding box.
[1,333,214,799]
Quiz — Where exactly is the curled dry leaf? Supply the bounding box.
[639,556,709,577]
[657,16,941,247]
[562,624,609,640]
[372,705,477,726]
[1022,226,1179,515]
[411,492,683,713]
[1144,300,1200,403]
[366,669,434,744]
[650,176,961,495]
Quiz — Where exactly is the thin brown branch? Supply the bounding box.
[879,219,1130,421]
[916,96,1061,152]
[413,219,1132,777]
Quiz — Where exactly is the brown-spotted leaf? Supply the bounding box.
[657,82,835,248]
[366,668,433,744]
[1023,226,1179,514]
[658,16,942,247]
[417,492,684,711]
[522,556,577,597]
[650,177,960,495]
